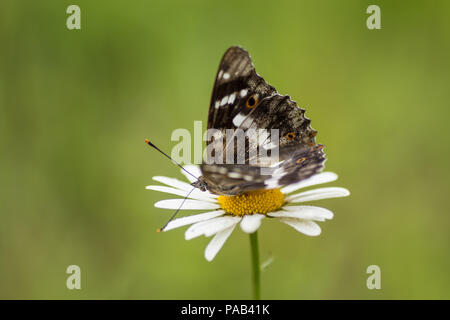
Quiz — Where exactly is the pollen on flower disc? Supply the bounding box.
[217,189,285,216]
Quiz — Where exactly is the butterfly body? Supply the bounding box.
[195,46,326,196]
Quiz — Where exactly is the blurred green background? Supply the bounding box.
[1,0,449,299]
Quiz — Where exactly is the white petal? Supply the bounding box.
[163,210,225,232]
[152,176,194,192]
[146,185,217,202]
[278,218,322,236]
[154,199,220,210]
[287,187,350,203]
[281,172,338,194]
[240,214,265,233]
[268,206,333,221]
[204,224,236,261]
[180,165,202,183]
[185,216,241,240]
[152,176,217,198]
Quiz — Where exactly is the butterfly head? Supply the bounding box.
[191,176,208,192]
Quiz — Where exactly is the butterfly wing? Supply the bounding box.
[207,46,276,131]
[201,144,325,195]
[200,46,326,195]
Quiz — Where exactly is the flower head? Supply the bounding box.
[147,165,350,261]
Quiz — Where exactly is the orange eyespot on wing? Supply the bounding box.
[285,132,296,140]
[296,157,306,164]
[246,95,258,108]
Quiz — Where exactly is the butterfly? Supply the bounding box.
[191,46,326,195]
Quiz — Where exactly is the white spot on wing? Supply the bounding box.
[228,93,236,105]
[240,89,248,97]
[232,113,246,127]
[215,100,220,109]
[218,70,223,79]
[223,73,230,80]
[217,167,227,174]
[220,96,228,106]
[228,172,242,179]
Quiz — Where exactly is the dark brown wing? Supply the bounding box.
[201,145,325,195]
[207,46,276,131]
[200,46,325,195]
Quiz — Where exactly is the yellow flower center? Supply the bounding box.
[217,189,285,216]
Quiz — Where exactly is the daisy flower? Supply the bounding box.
[147,165,350,262]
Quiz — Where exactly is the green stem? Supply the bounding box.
[249,231,261,300]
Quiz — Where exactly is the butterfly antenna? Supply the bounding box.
[144,139,198,181]
[157,187,196,233]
